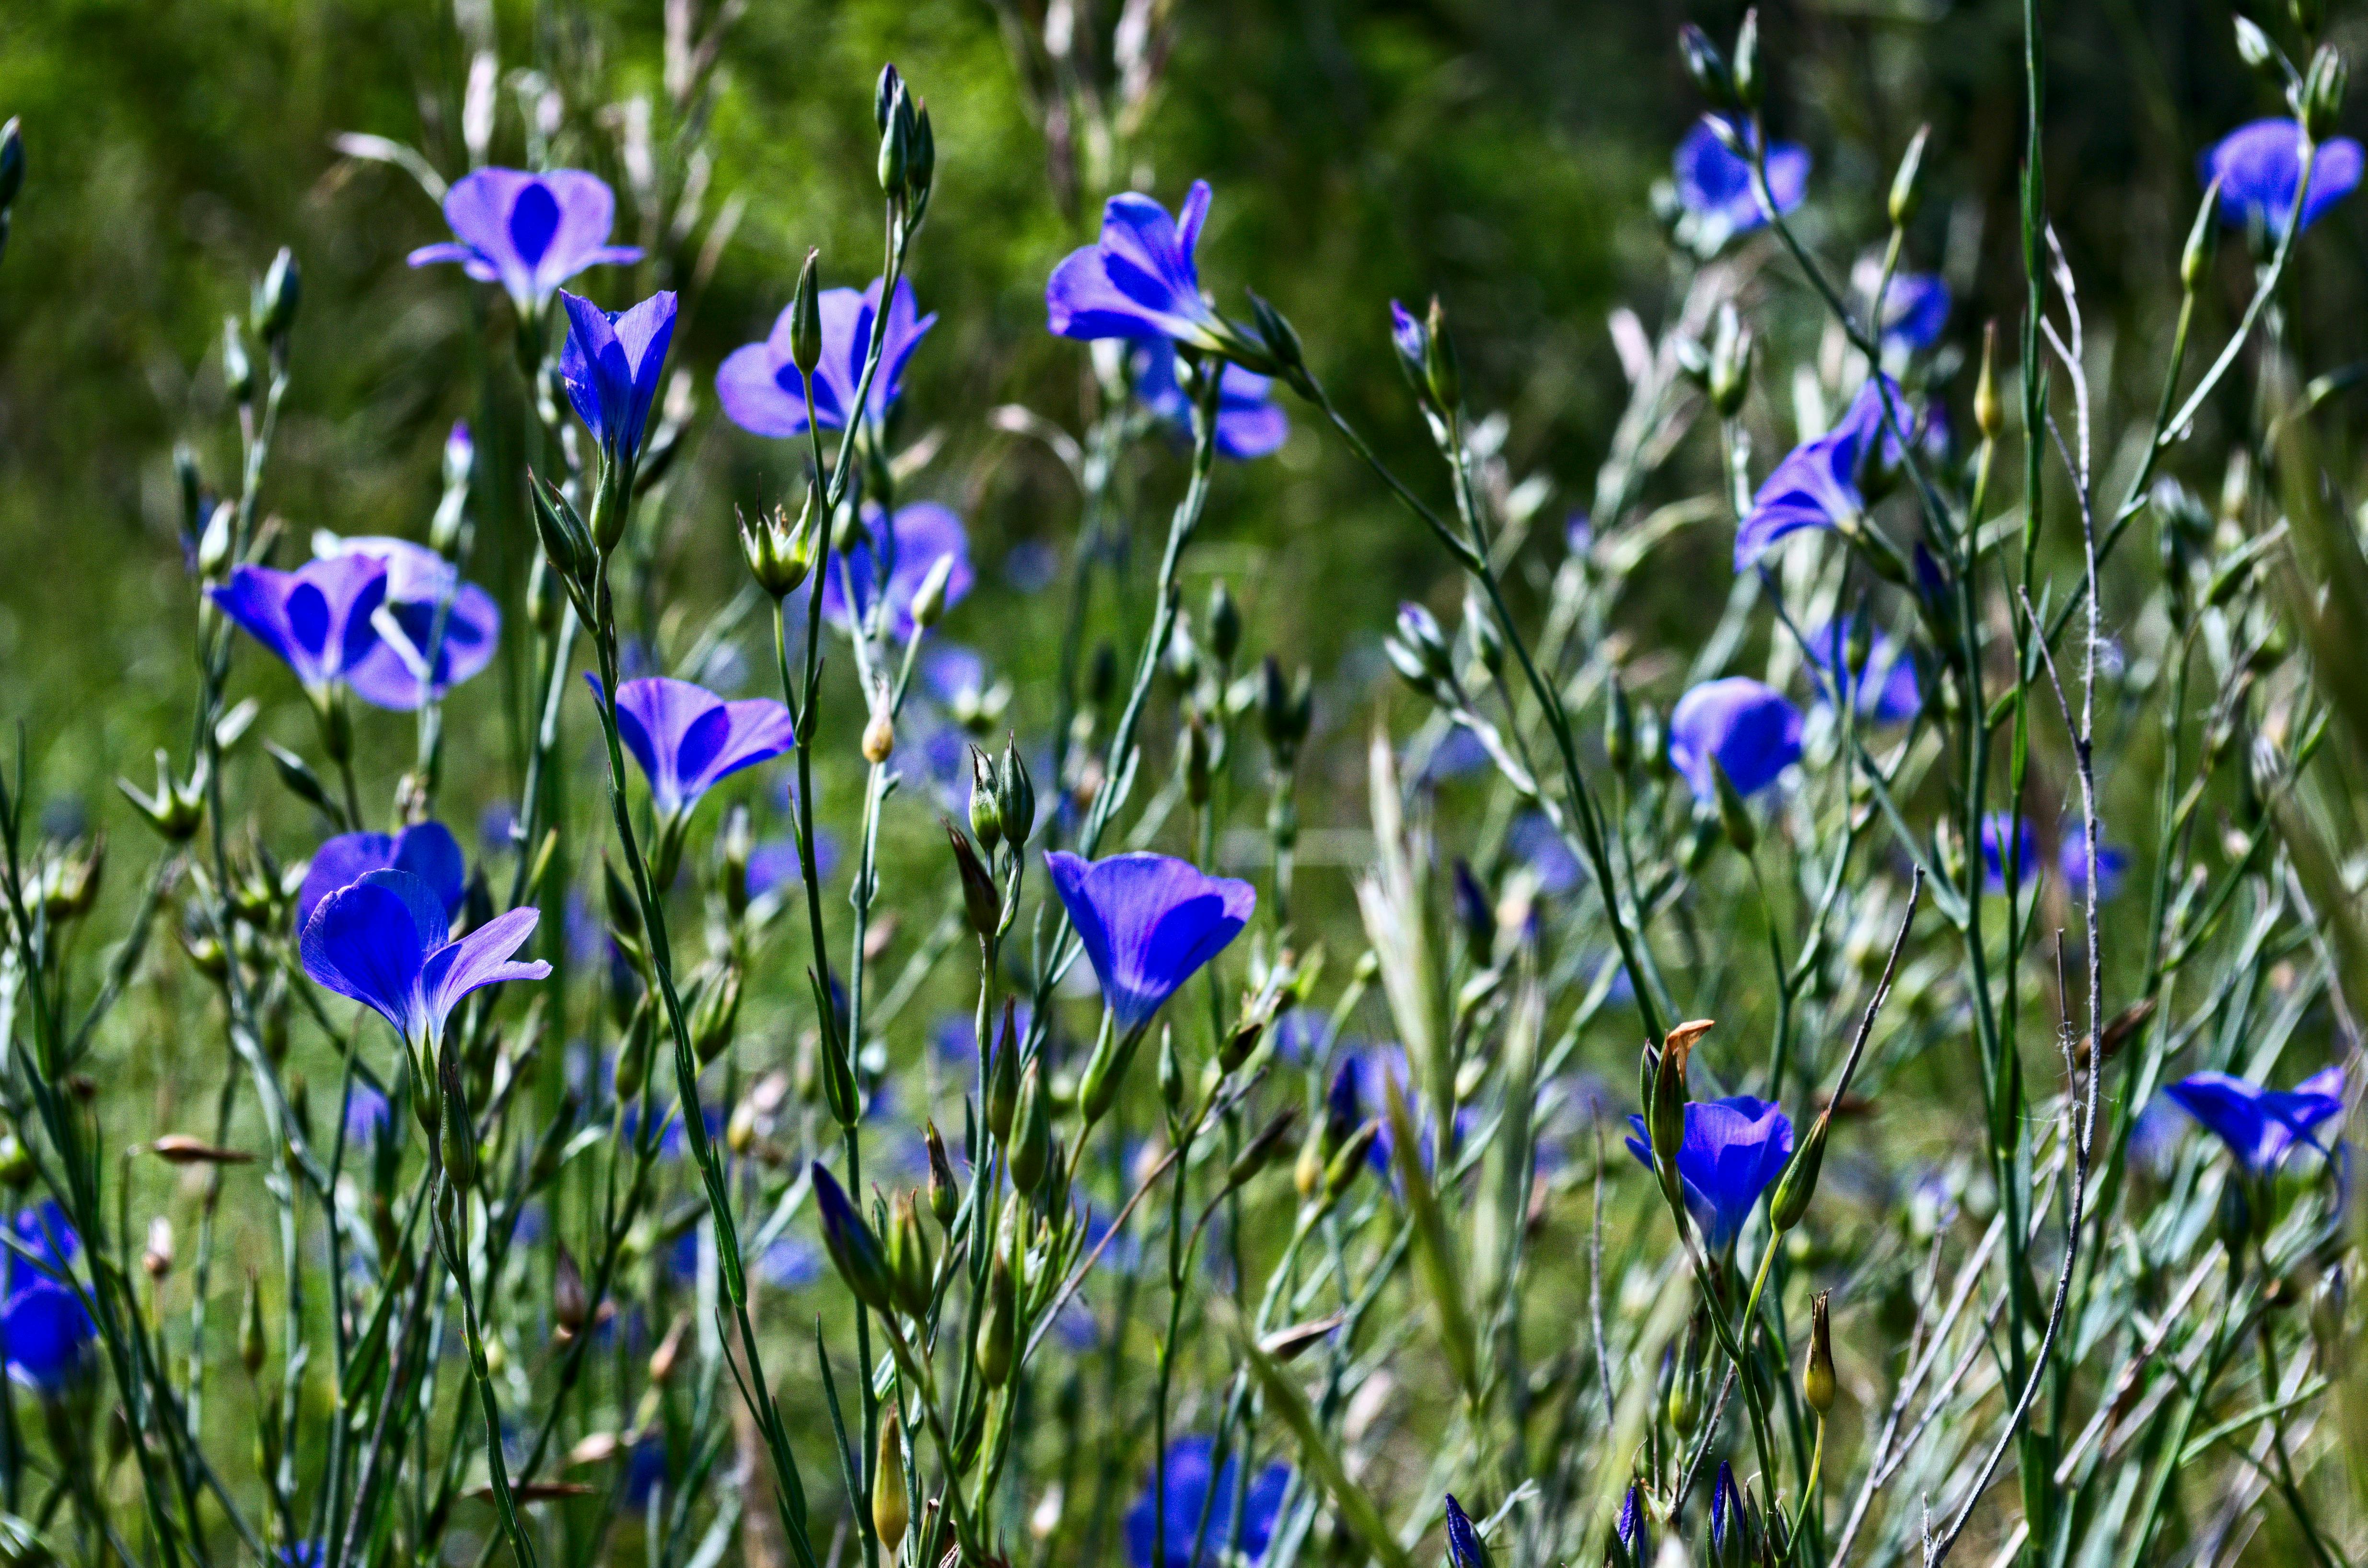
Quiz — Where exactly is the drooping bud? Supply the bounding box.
[812,1162,896,1313]
[946,821,1001,938]
[1803,1290,1835,1414]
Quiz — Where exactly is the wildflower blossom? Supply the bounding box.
[820,502,975,639]
[1133,339,1287,459]
[1802,620,1920,725]
[1668,678,1803,802]
[315,536,500,711]
[1045,852,1255,1038]
[2,1203,93,1396]
[1731,377,1907,569]
[589,676,795,819]
[1123,1436,1290,1568]
[1046,181,1230,354]
[1880,273,1952,351]
[717,277,935,438]
[1980,814,2037,894]
[297,819,465,930]
[557,289,678,464]
[300,870,548,1050]
[1625,1095,1795,1252]
[406,168,641,313]
[2201,119,2365,237]
[209,555,389,696]
[2165,1066,2344,1177]
[1674,118,1809,239]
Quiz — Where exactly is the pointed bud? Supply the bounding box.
[2182,181,2221,291]
[1011,1060,1052,1195]
[222,317,254,404]
[2304,45,2348,141]
[997,740,1036,850]
[1207,580,1242,666]
[1423,296,1461,413]
[911,551,957,629]
[554,1243,589,1333]
[1444,1494,1487,1568]
[968,748,1004,851]
[1887,126,1930,229]
[1711,759,1757,853]
[888,1190,934,1317]
[1768,1111,1829,1233]
[925,1120,959,1224]
[253,247,301,344]
[1158,1026,1186,1120]
[874,1407,911,1553]
[1730,10,1762,110]
[1804,1290,1835,1414]
[1227,1106,1300,1190]
[1606,676,1637,775]
[987,1001,1021,1142]
[1679,24,1735,106]
[976,1246,1017,1385]
[241,1276,267,1376]
[946,821,1001,938]
[1322,1119,1381,1203]
[1973,323,2002,441]
[691,963,743,1065]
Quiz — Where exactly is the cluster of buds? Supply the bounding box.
[876,66,937,234]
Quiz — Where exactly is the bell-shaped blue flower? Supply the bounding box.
[1625,1095,1795,1253]
[407,168,642,312]
[1133,340,1288,460]
[2165,1066,2343,1178]
[209,554,390,696]
[300,870,549,1049]
[1803,620,1920,726]
[1046,181,1228,353]
[1674,118,1809,241]
[717,277,936,438]
[820,502,975,639]
[2,1203,93,1397]
[2200,119,2365,238]
[1123,1435,1290,1568]
[588,676,795,821]
[1045,852,1256,1039]
[315,537,500,712]
[558,289,678,464]
[1668,678,1803,803]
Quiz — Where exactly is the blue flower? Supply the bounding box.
[2059,824,2129,902]
[343,1083,393,1147]
[1507,812,1582,896]
[935,1001,1030,1062]
[299,870,549,1049]
[820,502,975,640]
[590,676,795,820]
[1668,678,1803,803]
[2127,1093,2186,1178]
[209,554,389,695]
[1980,814,2038,894]
[1674,118,1809,240]
[1803,620,1920,726]
[717,277,936,438]
[1880,273,1952,352]
[1046,181,1229,353]
[1734,417,1863,570]
[314,537,501,712]
[1133,340,1288,460]
[1045,852,1256,1039]
[1123,1435,1290,1568]
[2165,1066,2343,1178]
[557,289,678,464]
[297,819,465,931]
[3,1204,93,1396]
[1617,1482,1650,1565]
[621,1436,669,1510]
[746,834,841,900]
[2200,119,2365,238]
[406,169,641,313]
[759,1236,824,1291]
[1625,1095,1794,1253]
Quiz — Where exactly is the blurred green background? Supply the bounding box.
[0,0,2357,828]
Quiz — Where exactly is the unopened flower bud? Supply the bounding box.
[253,247,301,345]
[874,1408,910,1553]
[2182,181,2222,291]
[887,1190,933,1317]
[2304,46,2348,141]
[863,703,896,765]
[947,821,1001,938]
[1974,323,2002,441]
[1423,295,1461,414]
[1888,126,1930,229]
[1730,10,1762,111]
[1679,24,1735,107]
[911,552,957,629]
[968,748,1004,851]
[975,1247,1016,1384]
[1712,759,1757,854]
[925,1120,958,1224]
[1011,1060,1052,1195]
[1227,1106,1300,1190]
[987,1001,1021,1141]
[1803,1291,1835,1414]
[241,1277,267,1376]
[1207,580,1242,666]
[1769,1112,1829,1233]
[553,1242,589,1334]
[690,963,743,1065]
[813,1163,896,1314]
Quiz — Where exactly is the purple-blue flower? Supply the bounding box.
[297,820,465,931]
[1508,812,1582,896]
[558,289,677,464]
[2200,119,2365,238]
[315,537,501,712]
[1625,1095,1794,1252]
[1134,340,1288,460]
[1443,1494,1484,1568]
[1732,377,1919,569]
[1674,118,1809,238]
[1668,678,1803,803]
[1981,814,2038,894]
[1045,852,1256,1038]
[1046,181,1229,353]
[747,834,841,900]
[820,502,975,639]
[2059,823,2130,902]
[589,676,795,819]
[1880,273,1952,351]
[344,1082,393,1147]
[3,1203,93,1396]
[300,870,548,1049]
[1803,620,1920,725]
[407,168,641,312]
[209,555,389,695]
[2165,1066,2343,1177]
[1617,1482,1650,1565]
[716,277,936,438]
[1710,1462,1743,1556]
[1123,1435,1290,1568]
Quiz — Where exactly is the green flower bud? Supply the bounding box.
[1887,125,1930,229]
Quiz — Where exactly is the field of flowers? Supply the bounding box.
[0,1,2361,1566]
